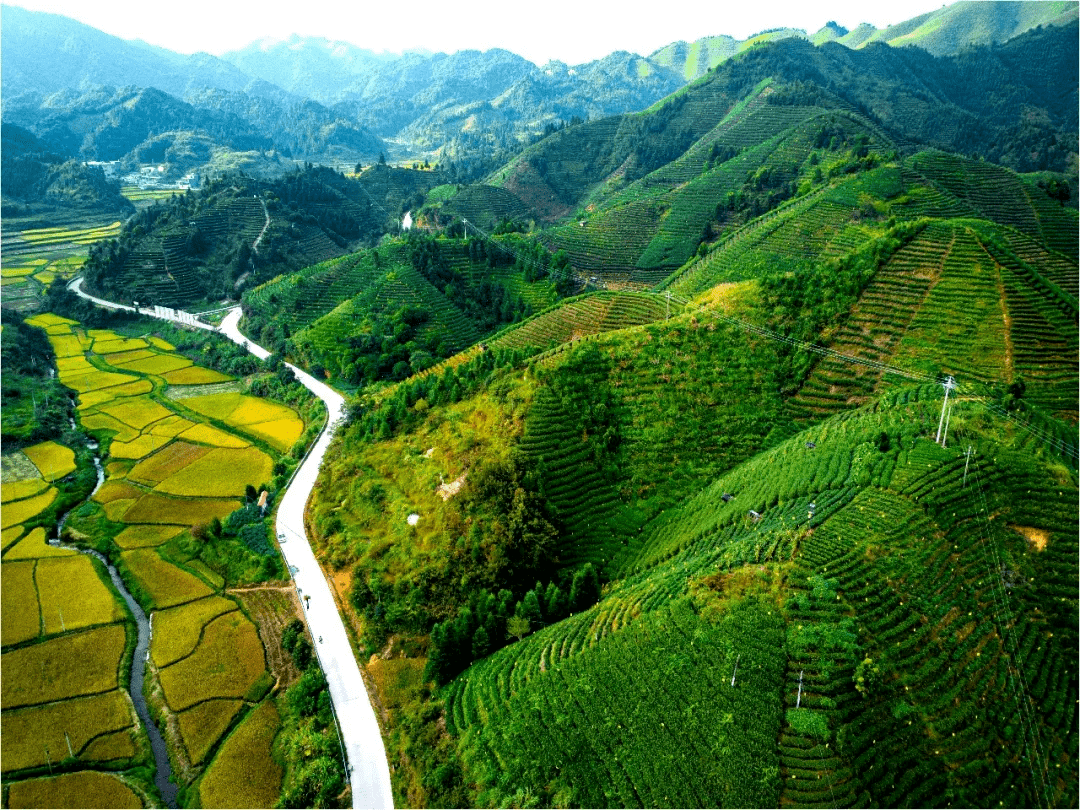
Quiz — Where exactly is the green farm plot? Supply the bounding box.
[5,770,142,808]
[198,699,283,808]
[1,624,126,709]
[119,548,213,609]
[487,291,676,353]
[0,691,135,773]
[450,596,785,808]
[157,610,267,710]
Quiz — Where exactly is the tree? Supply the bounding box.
[520,588,543,625]
[471,625,491,658]
[506,614,532,641]
[569,563,600,613]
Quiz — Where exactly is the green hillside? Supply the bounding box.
[445,390,1077,808]
[242,232,556,385]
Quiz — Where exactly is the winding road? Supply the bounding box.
[69,280,394,809]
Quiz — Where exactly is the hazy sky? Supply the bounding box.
[6,0,954,64]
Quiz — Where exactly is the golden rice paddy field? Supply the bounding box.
[5,769,143,809]
[198,699,283,808]
[2,313,310,801]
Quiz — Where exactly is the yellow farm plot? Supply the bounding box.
[47,333,85,358]
[120,492,239,526]
[148,415,198,437]
[103,348,157,365]
[113,523,184,550]
[19,222,122,246]
[151,594,238,667]
[23,440,77,482]
[80,412,142,444]
[0,691,136,773]
[182,392,303,452]
[92,336,149,354]
[179,698,245,766]
[128,441,211,485]
[36,555,126,634]
[5,769,142,809]
[158,610,267,710]
[162,365,232,385]
[3,527,73,560]
[178,423,249,448]
[113,352,192,376]
[1,623,126,708]
[199,699,283,808]
[1,488,58,530]
[1,477,50,503]
[0,266,37,278]
[120,548,213,609]
[76,379,154,410]
[1,560,41,646]
[98,396,175,430]
[24,313,77,328]
[108,434,172,460]
[155,446,274,498]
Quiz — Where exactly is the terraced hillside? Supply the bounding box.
[789,219,1079,422]
[444,390,1078,808]
[527,100,896,285]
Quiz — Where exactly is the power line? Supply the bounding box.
[966,451,1055,808]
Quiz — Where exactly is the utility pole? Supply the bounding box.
[730,654,740,687]
[962,445,973,486]
[936,375,956,446]
[666,290,671,320]
[796,670,804,709]
[942,404,953,448]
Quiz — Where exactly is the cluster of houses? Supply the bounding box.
[86,161,201,191]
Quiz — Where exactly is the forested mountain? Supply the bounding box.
[3,84,387,168]
[0,122,134,214]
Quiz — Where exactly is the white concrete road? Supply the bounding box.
[68,282,394,808]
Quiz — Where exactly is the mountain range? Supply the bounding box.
[3,1,1077,168]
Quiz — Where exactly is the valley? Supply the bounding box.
[1,2,1077,808]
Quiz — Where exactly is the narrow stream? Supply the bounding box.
[51,427,178,808]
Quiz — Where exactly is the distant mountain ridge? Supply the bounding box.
[4,0,1074,163]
